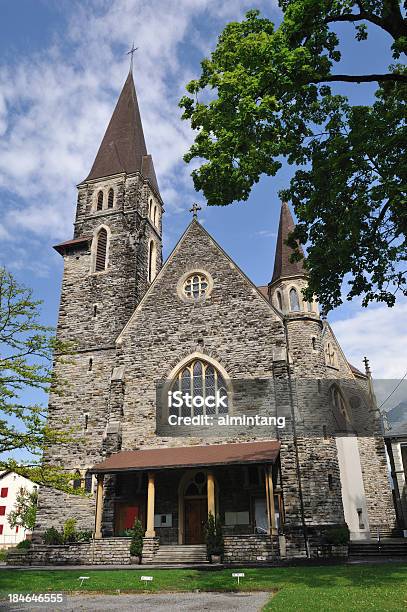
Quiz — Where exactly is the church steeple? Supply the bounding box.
[54,69,163,350]
[84,70,159,194]
[268,201,318,316]
[271,201,305,284]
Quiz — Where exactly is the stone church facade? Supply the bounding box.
[33,70,395,562]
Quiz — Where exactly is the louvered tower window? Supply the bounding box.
[97,190,104,210]
[95,228,108,272]
[108,188,114,208]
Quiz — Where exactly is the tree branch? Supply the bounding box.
[325,4,407,45]
[326,13,365,23]
[311,73,407,83]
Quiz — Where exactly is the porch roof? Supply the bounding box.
[90,440,280,474]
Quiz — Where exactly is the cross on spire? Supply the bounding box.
[190,202,202,220]
[363,356,371,377]
[127,42,138,71]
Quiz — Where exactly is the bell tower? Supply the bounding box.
[33,71,164,539]
[54,70,163,349]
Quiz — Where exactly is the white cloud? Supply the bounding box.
[332,299,407,379]
[255,229,277,238]
[0,0,275,259]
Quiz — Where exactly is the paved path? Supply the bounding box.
[1,592,271,611]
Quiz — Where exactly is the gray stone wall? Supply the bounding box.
[7,538,131,566]
[35,169,163,538]
[223,534,278,563]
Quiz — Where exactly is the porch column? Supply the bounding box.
[207,470,215,516]
[265,465,277,536]
[94,474,104,539]
[145,472,156,537]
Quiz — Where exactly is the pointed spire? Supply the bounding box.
[271,201,306,283]
[84,71,159,193]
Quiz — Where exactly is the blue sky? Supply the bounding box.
[0,0,405,393]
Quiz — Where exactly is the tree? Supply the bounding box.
[180,2,406,311]
[7,486,38,532]
[0,267,78,491]
[129,518,144,558]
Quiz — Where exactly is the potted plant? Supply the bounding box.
[205,511,223,563]
[129,519,144,564]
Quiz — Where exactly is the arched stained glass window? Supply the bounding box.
[170,359,228,418]
[184,472,207,496]
[331,385,351,430]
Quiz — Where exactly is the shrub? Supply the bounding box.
[76,530,92,543]
[16,539,32,550]
[43,527,63,545]
[324,524,350,546]
[63,518,77,544]
[129,519,144,557]
[205,511,224,559]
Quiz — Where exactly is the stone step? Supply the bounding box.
[153,557,208,562]
[349,542,407,557]
[151,560,208,564]
[152,544,208,564]
[154,553,208,556]
[158,545,206,549]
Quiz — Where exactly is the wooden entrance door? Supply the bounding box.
[185,498,207,544]
[115,503,140,534]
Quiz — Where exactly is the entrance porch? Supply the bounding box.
[90,440,282,563]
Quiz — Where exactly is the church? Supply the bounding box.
[33,69,395,564]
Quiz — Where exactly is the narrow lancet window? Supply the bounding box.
[97,190,104,211]
[107,188,114,209]
[95,228,108,272]
[148,240,157,282]
[289,288,300,311]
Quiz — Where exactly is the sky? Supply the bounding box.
[0,0,405,407]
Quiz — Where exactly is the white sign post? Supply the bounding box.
[78,576,90,587]
[232,572,245,586]
[141,576,153,588]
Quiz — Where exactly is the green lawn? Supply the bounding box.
[1,563,407,611]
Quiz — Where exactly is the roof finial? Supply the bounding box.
[363,356,371,377]
[127,42,138,72]
[190,202,202,220]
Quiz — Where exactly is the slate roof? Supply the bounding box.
[271,201,306,283]
[84,71,159,194]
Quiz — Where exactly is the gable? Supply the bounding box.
[117,220,285,379]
